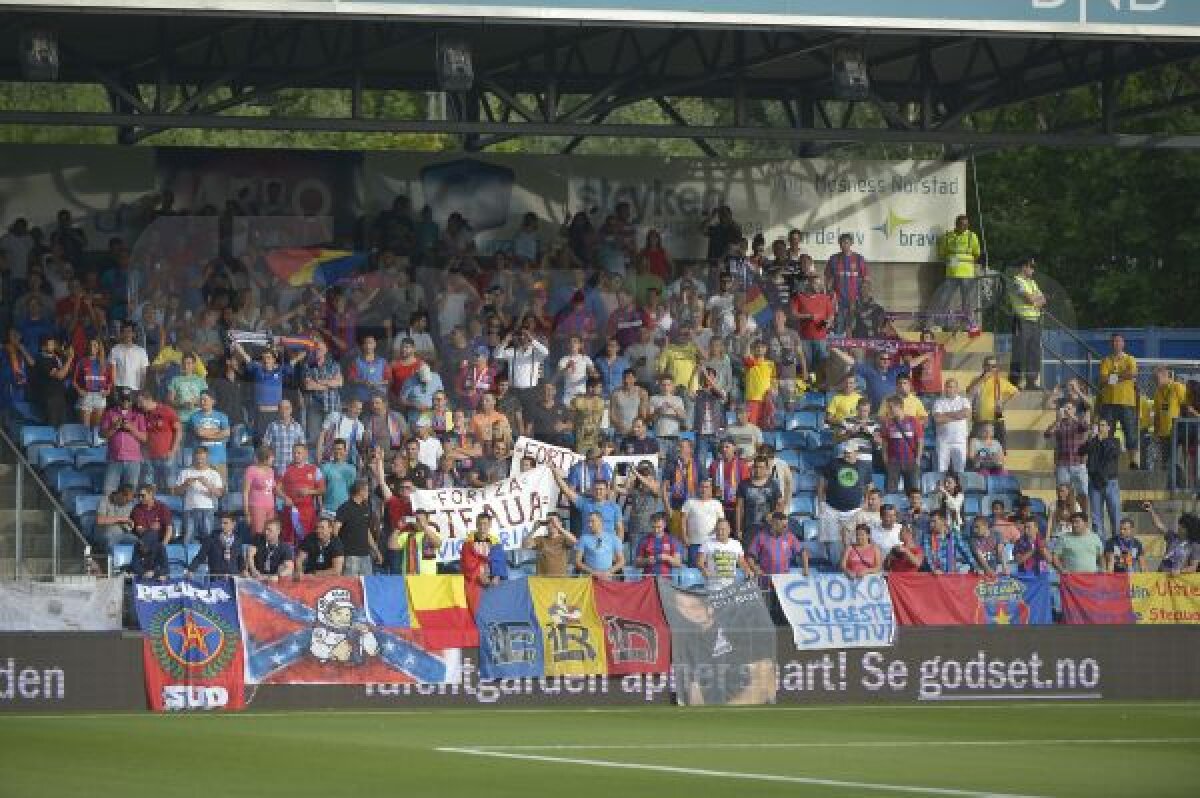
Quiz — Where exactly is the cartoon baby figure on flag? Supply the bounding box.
[310,587,379,665]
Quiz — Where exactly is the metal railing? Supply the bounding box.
[1040,309,1104,394]
[0,424,92,579]
[1170,418,1200,494]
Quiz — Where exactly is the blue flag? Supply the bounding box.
[475,580,544,680]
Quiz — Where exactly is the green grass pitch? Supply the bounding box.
[2,702,1197,797]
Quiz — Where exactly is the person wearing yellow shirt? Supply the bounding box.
[825,374,864,427]
[936,214,981,331]
[1098,334,1140,469]
[742,339,777,430]
[656,325,703,396]
[879,375,930,423]
[1152,367,1191,470]
[965,356,1019,446]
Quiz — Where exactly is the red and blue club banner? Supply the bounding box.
[1059,574,1139,625]
[133,580,246,712]
[592,578,672,675]
[887,573,1053,626]
[236,576,461,685]
[475,580,544,680]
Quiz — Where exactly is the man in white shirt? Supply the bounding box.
[680,479,725,567]
[931,378,972,474]
[414,418,444,471]
[174,447,224,543]
[493,328,549,399]
[699,517,751,590]
[870,501,904,554]
[109,321,149,391]
[624,326,662,389]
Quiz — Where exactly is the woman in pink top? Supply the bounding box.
[841,523,883,579]
[242,446,280,537]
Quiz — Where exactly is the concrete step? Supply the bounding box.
[1009,470,1171,492]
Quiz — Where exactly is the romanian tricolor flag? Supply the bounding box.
[405,575,479,649]
[265,248,367,287]
[745,276,781,329]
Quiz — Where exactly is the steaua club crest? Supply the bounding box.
[973,577,1031,625]
[148,606,239,680]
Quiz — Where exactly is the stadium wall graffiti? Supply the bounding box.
[4,626,1199,712]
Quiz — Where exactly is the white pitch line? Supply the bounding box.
[435,746,1049,798]
[462,738,1200,751]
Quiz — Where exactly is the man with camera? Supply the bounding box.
[1045,400,1092,515]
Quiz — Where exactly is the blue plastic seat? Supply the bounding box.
[110,542,135,572]
[57,423,93,448]
[157,494,183,515]
[222,492,245,513]
[1028,497,1047,515]
[793,472,819,494]
[672,567,706,589]
[963,472,988,495]
[54,468,94,494]
[34,446,74,471]
[964,495,982,517]
[987,475,1022,496]
[74,446,108,469]
[882,493,910,512]
[871,473,887,493]
[790,494,816,517]
[786,411,821,431]
[21,425,57,450]
[777,450,805,473]
[73,493,103,517]
[801,518,820,541]
[920,471,945,495]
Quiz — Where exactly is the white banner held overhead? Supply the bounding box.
[771,573,896,651]
[0,578,124,632]
[410,466,561,563]
[509,436,584,478]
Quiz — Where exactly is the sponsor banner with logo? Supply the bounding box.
[133,579,246,712]
[365,153,962,262]
[772,573,896,651]
[1130,574,1200,624]
[592,579,671,675]
[411,466,560,562]
[887,574,1053,626]
[528,578,608,677]
[7,626,1200,712]
[656,579,777,706]
[0,578,123,632]
[236,576,461,686]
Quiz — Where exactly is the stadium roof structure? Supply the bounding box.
[2,2,1200,150]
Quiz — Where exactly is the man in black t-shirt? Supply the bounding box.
[816,442,868,564]
[298,517,344,576]
[334,480,381,575]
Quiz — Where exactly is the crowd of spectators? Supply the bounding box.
[1,199,1199,595]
